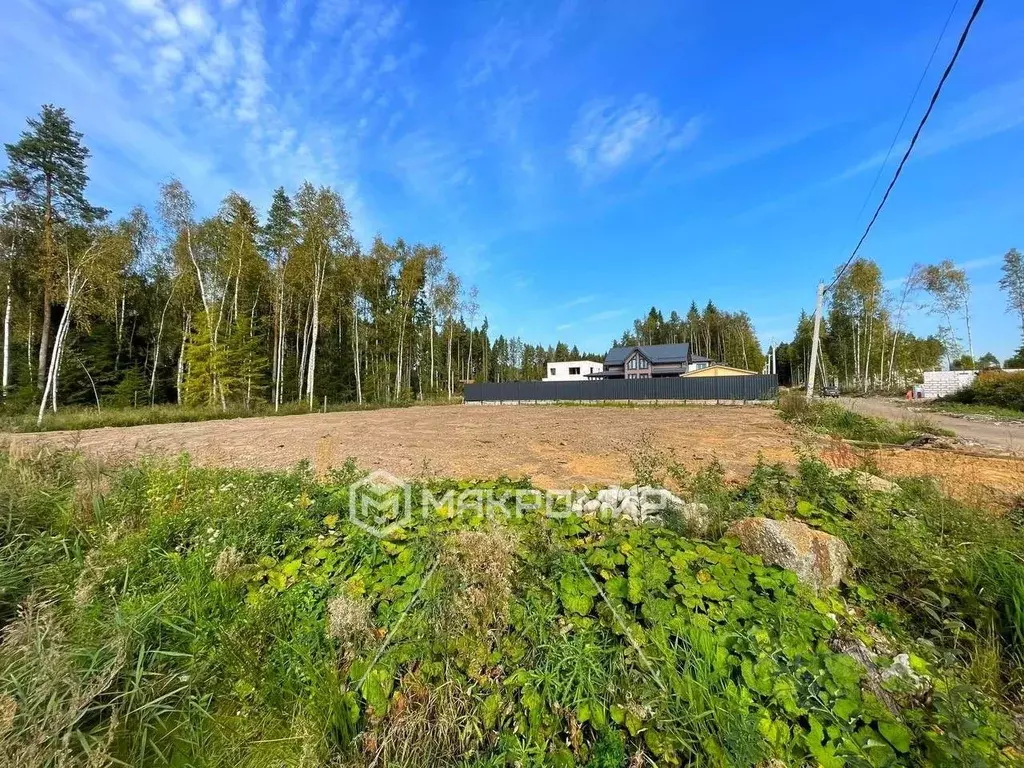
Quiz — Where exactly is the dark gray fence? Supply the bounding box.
[464,375,778,403]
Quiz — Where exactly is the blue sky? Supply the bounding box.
[3,0,1023,359]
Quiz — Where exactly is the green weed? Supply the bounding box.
[0,448,1020,766]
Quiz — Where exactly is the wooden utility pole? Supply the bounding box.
[806,281,825,397]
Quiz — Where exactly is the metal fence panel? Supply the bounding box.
[463,375,778,403]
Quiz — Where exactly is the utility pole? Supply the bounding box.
[805,281,825,397]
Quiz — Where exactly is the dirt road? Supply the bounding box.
[840,397,1024,455]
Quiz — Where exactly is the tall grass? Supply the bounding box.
[0,397,457,434]
[777,390,948,444]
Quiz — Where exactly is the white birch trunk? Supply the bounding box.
[38,280,79,425]
[2,280,10,397]
[352,297,362,405]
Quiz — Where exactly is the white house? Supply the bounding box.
[543,360,604,381]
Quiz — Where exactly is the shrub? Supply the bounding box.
[944,370,1024,413]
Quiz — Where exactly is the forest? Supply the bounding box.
[0,106,596,422]
[616,305,766,372]
[4,105,1023,424]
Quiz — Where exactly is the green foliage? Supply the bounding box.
[0,450,1020,766]
[943,370,1024,414]
[0,397,453,433]
[778,390,951,444]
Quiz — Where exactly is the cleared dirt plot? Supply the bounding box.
[8,403,1024,508]
[6,404,796,488]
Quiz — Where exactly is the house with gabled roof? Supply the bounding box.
[586,343,713,380]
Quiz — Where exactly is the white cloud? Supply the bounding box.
[568,95,701,180]
[460,0,577,88]
[67,2,106,24]
[563,294,597,308]
[150,12,180,38]
[235,8,267,123]
[178,2,214,36]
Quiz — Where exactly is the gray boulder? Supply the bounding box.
[725,517,851,591]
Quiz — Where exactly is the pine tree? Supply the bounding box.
[2,105,107,390]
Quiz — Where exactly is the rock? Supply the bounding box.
[904,433,962,450]
[881,653,929,697]
[830,638,931,715]
[725,517,851,591]
[664,500,710,537]
[583,499,602,514]
[831,468,900,494]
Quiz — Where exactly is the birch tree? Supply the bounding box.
[999,248,1024,344]
[37,220,132,424]
[922,260,973,367]
[262,187,297,410]
[294,183,350,409]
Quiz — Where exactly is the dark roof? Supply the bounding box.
[604,343,690,366]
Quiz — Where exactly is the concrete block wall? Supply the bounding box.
[920,370,978,399]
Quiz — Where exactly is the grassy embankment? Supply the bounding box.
[1,444,1022,766]
[778,391,953,444]
[0,398,457,434]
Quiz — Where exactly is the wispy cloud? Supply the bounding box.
[834,78,1024,184]
[585,308,627,323]
[568,95,701,181]
[459,0,577,88]
[564,294,597,308]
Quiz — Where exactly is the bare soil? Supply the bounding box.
[7,404,1023,507]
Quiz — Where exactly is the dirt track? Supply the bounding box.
[7,404,1023,506]
[841,397,1024,455]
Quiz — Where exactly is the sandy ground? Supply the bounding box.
[7,403,1023,507]
[6,404,797,489]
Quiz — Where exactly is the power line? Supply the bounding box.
[825,0,985,294]
[852,0,960,224]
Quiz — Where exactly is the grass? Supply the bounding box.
[929,401,1024,421]
[0,397,458,434]
[778,390,954,444]
[0,447,1021,766]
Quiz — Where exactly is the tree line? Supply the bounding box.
[616,304,766,372]
[779,252,1024,391]
[0,106,591,421]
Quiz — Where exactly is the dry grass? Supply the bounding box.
[362,675,483,768]
[440,527,519,637]
[0,598,128,768]
[326,593,375,648]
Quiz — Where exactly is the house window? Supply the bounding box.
[549,367,556,376]
[627,357,637,370]
[589,367,594,373]
[569,366,580,375]
[639,357,648,369]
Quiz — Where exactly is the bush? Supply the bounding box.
[944,370,1024,413]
